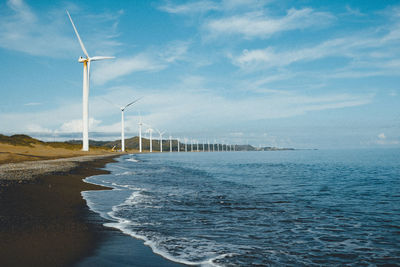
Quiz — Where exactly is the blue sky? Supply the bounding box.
[0,0,399,148]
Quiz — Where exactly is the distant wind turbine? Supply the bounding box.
[169,135,172,152]
[138,115,143,152]
[145,127,154,152]
[156,129,165,152]
[177,138,180,152]
[67,11,115,151]
[120,98,141,152]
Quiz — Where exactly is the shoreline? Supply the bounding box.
[78,154,185,267]
[0,154,117,266]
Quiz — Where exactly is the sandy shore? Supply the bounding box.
[0,154,117,266]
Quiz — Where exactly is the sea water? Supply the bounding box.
[82,149,400,266]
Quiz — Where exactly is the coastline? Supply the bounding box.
[0,154,117,266]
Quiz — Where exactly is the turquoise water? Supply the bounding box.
[83,149,400,266]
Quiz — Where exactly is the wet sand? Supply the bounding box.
[0,155,116,266]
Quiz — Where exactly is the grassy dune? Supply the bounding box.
[0,134,118,164]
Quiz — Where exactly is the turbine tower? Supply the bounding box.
[67,11,114,151]
[156,129,165,152]
[138,116,143,152]
[169,135,172,152]
[146,127,154,152]
[177,138,180,152]
[120,99,140,152]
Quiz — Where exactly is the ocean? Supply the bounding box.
[81,149,400,266]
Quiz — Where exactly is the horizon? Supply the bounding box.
[1,0,399,149]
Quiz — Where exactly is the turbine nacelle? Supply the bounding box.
[78,56,87,63]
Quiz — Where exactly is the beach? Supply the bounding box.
[0,149,186,267]
[0,154,117,266]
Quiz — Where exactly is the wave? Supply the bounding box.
[104,190,233,267]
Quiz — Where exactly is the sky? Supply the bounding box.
[0,0,399,149]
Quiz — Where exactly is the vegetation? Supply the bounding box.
[0,134,294,152]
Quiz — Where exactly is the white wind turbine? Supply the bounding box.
[120,98,141,152]
[67,11,115,151]
[184,138,188,152]
[156,129,165,152]
[138,115,143,153]
[145,126,154,152]
[177,137,180,152]
[169,135,172,152]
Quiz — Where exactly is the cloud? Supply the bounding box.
[92,41,190,85]
[159,0,219,14]
[204,8,334,39]
[23,102,42,106]
[59,118,101,132]
[0,0,121,58]
[159,0,267,14]
[92,53,165,85]
[345,5,365,17]
[231,23,400,74]
[375,132,399,145]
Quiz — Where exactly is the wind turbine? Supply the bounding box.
[120,98,141,152]
[184,138,188,152]
[138,115,143,152]
[67,11,115,151]
[145,127,154,152]
[169,135,172,152]
[191,139,194,152]
[202,141,205,152]
[156,129,165,152]
[177,138,180,152]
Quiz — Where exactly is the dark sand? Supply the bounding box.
[0,156,115,266]
[0,154,185,267]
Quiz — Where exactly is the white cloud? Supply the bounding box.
[0,0,121,58]
[92,53,165,85]
[159,0,267,14]
[92,41,190,85]
[59,118,101,132]
[232,23,400,73]
[159,0,219,14]
[23,102,42,106]
[205,8,334,39]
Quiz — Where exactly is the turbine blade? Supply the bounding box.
[66,10,89,58]
[90,56,115,61]
[124,97,143,109]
